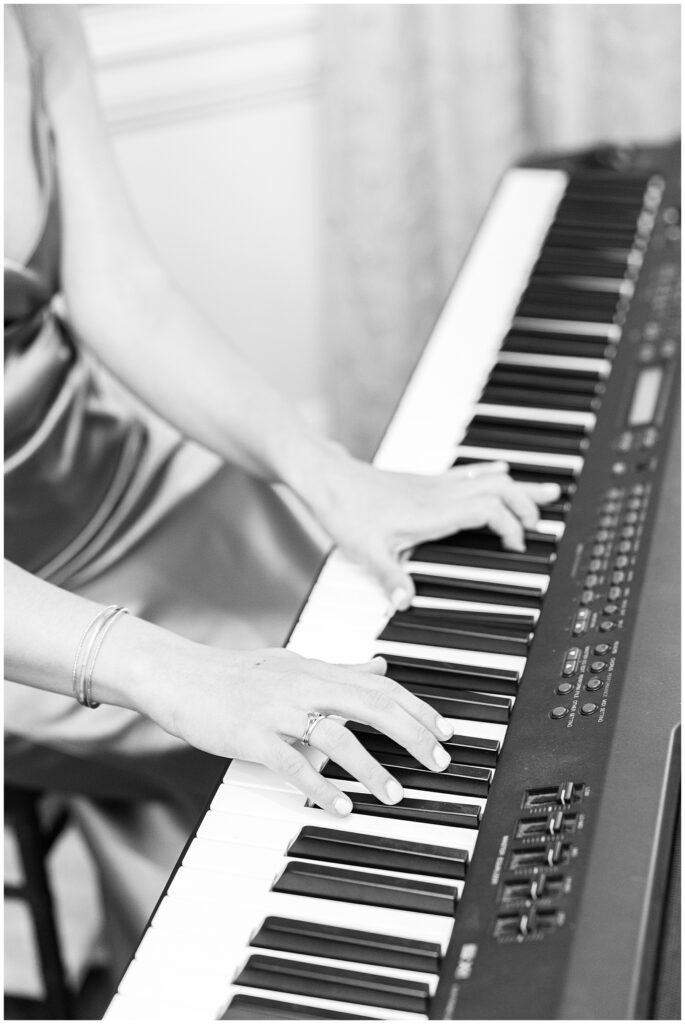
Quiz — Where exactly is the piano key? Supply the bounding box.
[454,460,574,497]
[233,953,431,1014]
[411,595,540,623]
[501,330,615,359]
[413,539,555,573]
[462,425,588,456]
[380,613,533,656]
[373,653,519,696]
[410,573,544,610]
[375,635,526,682]
[349,725,500,768]
[407,560,548,594]
[106,992,222,1021]
[489,358,608,386]
[511,316,621,341]
[157,870,454,949]
[236,946,437,994]
[410,598,538,628]
[222,992,372,1020]
[340,792,481,829]
[474,403,596,429]
[455,444,583,475]
[251,915,443,974]
[324,755,492,799]
[384,686,512,724]
[273,861,459,917]
[287,826,469,880]
[493,350,610,378]
[226,981,424,1020]
[208,786,481,853]
[481,384,601,413]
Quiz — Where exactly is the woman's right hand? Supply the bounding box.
[138,644,453,817]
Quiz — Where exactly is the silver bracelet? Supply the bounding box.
[73,605,128,708]
[72,606,117,704]
[83,607,129,709]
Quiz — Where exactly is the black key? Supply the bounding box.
[380,614,532,656]
[273,861,459,917]
[234,953,430,1014]
[378,652,520,695]
[287,827,468,881]
[481,384,600,412]
[251,916,443,975]
[471,412,588,435]
[487,367,604,395]
[337,791,481,829]
[221,993,372,1020]
[349,723,500,768]
[412,539,554,574]
[392,685,511,724]
[324,754,491,798]
[463,425,588,456]
[412,572,543,609]
[500,337,613,362]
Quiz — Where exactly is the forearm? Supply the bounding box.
[4,560,186,718]
[69,268,351,498]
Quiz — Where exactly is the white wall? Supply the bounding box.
[83,4,327,428]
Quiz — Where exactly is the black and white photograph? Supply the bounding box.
[4,3,681,1020]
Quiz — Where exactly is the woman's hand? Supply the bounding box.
[139,645,453,816]
[307,452,561,609]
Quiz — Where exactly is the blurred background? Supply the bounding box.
[81,3,680,458]
[4,3,681,1015]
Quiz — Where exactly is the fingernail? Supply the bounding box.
[385,779,404,804]
[436,716,453,739]
[334,795,352,816]
[391,587,412,611]
[434,745,451,770]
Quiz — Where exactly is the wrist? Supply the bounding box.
[279,430,357,518]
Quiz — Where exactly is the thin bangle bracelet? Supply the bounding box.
[83,606,129,709]
[72,605,118,704]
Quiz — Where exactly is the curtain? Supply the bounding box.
[321,4,681,457]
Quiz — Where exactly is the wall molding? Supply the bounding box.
[82,4,320,132]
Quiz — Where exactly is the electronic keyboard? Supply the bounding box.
[105,141,680,1021]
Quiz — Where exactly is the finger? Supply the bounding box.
[342,656,387,676]
[521,481,562,505]
[497,480,541,532]
[364,673,454,741]
[308,717,404,804]
[366,548,415,611]
[262,738,353,816]
[303,682,453,772]
[481,496,526,551]
[303,661,452,743]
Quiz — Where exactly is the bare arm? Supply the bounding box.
[5,559,455,815]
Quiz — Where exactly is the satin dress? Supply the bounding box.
[5,57,325,973]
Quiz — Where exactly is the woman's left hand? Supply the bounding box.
[308,453,561,610]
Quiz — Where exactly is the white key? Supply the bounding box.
[511,316,622,341]
[208,789,479,854]
[375,635,526,677]
[475,403,596,430]
[412,594,540,622]
[407,561,548,593]
[234,946,438,993]
[104,993,208,1021]
[497,351,613,377]
[118,956,230,1017]
[153,886,454,950]
[456,444,583,474]
[533,519,564,539]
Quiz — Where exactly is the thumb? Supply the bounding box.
[370,552,415,612]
